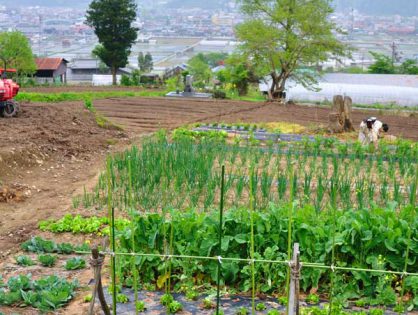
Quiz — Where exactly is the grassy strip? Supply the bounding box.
[16,90,166,103]
[16,89,417,112]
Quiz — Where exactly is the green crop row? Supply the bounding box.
[0,274,78,311]
[113,204,417,309]
[80,132,417,212]
[39,214,130,235]
[15,90,165,103]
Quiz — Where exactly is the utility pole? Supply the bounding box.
[391,41,401,66]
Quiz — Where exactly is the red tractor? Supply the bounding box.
[0,58,20,118]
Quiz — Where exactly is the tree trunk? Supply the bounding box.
[343,96,355,131]
[112,66,117,85]
[328,95,355,133]
[269,72,286,103]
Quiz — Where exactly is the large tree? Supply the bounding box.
[0,31,36,77]
[236,0,349,101]
[86,0,138,85]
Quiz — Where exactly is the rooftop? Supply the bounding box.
[35,58,68,71]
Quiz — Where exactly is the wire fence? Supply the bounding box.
[82,162,417,315]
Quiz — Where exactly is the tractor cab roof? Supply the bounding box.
[0,69,17,74]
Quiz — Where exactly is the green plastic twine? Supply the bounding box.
[400,169,416,311]
[128,158,139,315]
[106,157,117,315]
[328,193,338,315]
[286,169,295,314]
[216,165,225,315]
[249,165,256,315]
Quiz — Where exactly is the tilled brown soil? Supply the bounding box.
[94,97,418,140]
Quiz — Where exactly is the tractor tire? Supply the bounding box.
[2,100,19,118]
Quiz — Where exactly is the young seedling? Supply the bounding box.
[15,255,35,267]
[185,289,199,301]
[64,257,86,270]
[277,296,288,306]
[135,300,147,312]
[306,293,320,304]
[116,293,129,303]
[203,297,215,309]
[256,302,267,311]
[38,254,57,267]
[168,300,183,314]
[236,307,248,315]
[160,293,174,306]
[83,294,93,303]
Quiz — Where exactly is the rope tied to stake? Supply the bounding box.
[89,255,105,268]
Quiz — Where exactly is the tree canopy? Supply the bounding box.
[368,52,418,75]
[138,52,153,73]
[236,0,349,100]
[187,54,213,87]
[217,53,256,96]
[86,0,138,85]
[0,31,36,76]
[368,52,395,74]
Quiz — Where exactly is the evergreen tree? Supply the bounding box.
[86,0,138,85]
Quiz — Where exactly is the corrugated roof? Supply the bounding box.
[35,58,68,71]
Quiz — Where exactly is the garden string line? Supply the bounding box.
[73,250,418,277]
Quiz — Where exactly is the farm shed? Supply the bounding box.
[35,58,68,84]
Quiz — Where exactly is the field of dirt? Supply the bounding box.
[0,95,417,314]
[93,97,418,140]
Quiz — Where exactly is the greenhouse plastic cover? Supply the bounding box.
[259,74,418,106]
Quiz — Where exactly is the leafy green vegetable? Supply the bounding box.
[135,300,146,312]
[38,254,57,267]
[185,289,199,301]
[306,293,320,304]
[116,293,129,303]
[21,237,56,253]
[64,257,86,270]
[236,307,248,315]
[256,302,266,311]
[15,255,35,267]
[203,297,214,309]
[168,300,183,314]
[160,293,174,306]
[83,294,92,303]
[0,275,78,310]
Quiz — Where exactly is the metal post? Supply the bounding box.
[288,243,300,315]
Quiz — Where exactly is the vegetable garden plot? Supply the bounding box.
[82,133,417,212]
[77,132,417,314]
